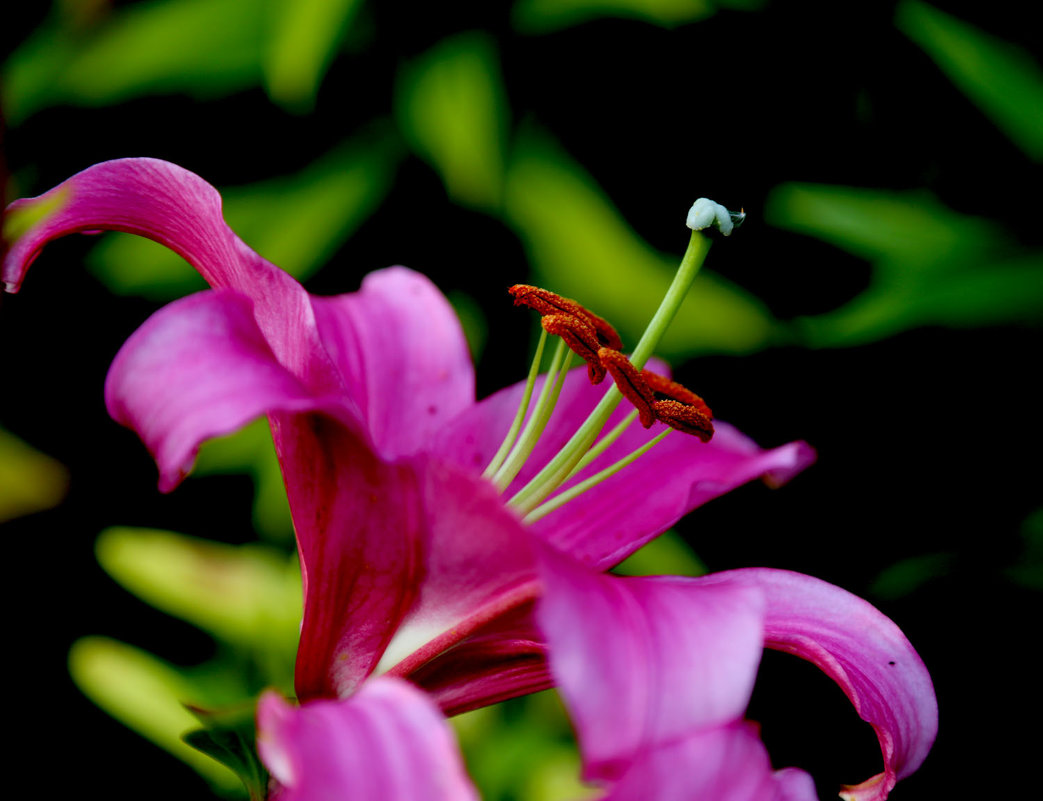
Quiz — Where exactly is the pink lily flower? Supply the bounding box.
[2,159,935,800]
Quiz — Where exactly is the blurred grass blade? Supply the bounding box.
[766,182,1001,268]
[194,418,295,544]
[396,32,508,210]
[87,134,399,299]
[0,427,69,522]
[263,0,363,111]
[767,182,1043,346]
[68,636,245,795]
[612,529,706,577]
[897,0,1043,161]
[511,0,764,33]
[505,128,779,357]
[3,0,267,125]
[95,527,301,660]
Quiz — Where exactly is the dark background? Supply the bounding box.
[3,1,1040,799]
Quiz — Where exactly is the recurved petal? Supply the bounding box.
[310,267,475,460]
[604,722,820,801]
[2,158,343,394]
[710,568,938,801]
[257,680,479,801]
[535,546,765,783]
[432,364,815,568]
[104,290,341,492]
[535,419,816,568]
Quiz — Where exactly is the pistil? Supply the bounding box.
[489,199,739,521]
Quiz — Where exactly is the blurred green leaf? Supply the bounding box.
[1007,508,1043,591]
[612,529,706,576]
[0,427,69,522]
[453,691,594,801]
[194,418,295,544]
[767,182,1043,346]
[3,0,268,125]
[263,0,363,111]
[870,552,955,599]
[95,527,301,676]
[505,129,780,358]
[68,636,246,796]
[897,1,1043,161]
[512,0,764,33]
[86,135,399,299]
[396,32,508,210]
[185,703,267,801]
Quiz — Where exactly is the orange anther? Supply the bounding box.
[598,348,656,428]
[509,285,623,383]
[653,399,714,442]
[641,370,713,420]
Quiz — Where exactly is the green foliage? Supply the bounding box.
[897,0,1043,162]
[505,129,781,357]
[86,136,400,300]
[0,427,68,522]
[3,0,268,124]
[185,703,269,801]
[766,183,1043,346]
[511,0,764,33]
[263,0,364,112]
[95,526,301,689]
[68,636,248,796]
[396,32,509,210]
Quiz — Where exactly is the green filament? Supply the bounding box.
[483,328,548,479]
[521,429,672,524]
[507,230,711,514]
[492,339,573,492]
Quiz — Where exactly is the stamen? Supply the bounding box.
[565,409,640,481]
[653,400,714,442]
[483,328,549,478]
[509,284,623,384]
[492,340,574,492]
[506,209,727,516]
[599,348,715,441]
[597,348,656,428]
[521,429,672,525]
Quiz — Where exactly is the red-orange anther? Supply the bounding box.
[600,349,714,441]
[509,285,623,384]
[598,347,656,428]
[653,399,714,442]
[641,370,713,420]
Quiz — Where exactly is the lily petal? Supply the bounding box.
[2,157,344,394]
[104,290,337,492]
[102,285,425,700]
[310,267,475,460]
[257,678,479,801]
[433,365,815,567]
[605,722,819,801]
[535,545,765,783]
[710,569,938,801]
[377,462,540,687]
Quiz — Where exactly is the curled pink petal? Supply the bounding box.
[311,267,475,461]
[711,568,938,801]
[605,722,820,801]
[536,546,765,782]
[257,679,479,801]
[2,157,344,394]
[104,290,341,492]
